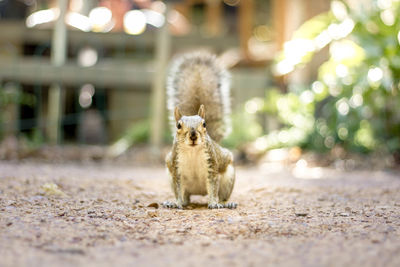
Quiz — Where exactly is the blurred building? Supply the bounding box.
[0,0,329,145]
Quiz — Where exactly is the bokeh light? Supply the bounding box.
[380,9,395,26]
[377,0,392,10]
[77,47,98,67]
[338,127,348,140]
[335,64,348,78]
[367,67,383,83]
[336,98,349,116]
[300,90,314,104]
[124,10,147,35]
[89,7,113,32]
[312,81,325,94]
[397,31,400,45]
[350,93,363,108]
[143,9,165,28]
[79,84,95,109]
[331,0,348,21]
[245,98,263,114]
[66,12,91,32]
[26,8,58,28]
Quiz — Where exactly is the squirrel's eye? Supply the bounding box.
[177,123,182,129]
[203,122,206,128]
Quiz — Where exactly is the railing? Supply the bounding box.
[0,21,270,146]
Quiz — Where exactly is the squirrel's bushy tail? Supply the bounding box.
[167,51,231,143]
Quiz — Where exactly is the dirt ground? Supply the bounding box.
[1,160,400,267]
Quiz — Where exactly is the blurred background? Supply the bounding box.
[0,0,399,168]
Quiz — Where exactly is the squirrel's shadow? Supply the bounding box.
[162,202,209,210]
[161,201,237,210]
[184,203,209,210]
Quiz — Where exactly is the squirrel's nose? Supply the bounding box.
[190,130,197,141]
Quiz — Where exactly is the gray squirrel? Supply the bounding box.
[163,52,237,209]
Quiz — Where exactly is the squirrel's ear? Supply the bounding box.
[174,107,182,122]
[198,104,205,118]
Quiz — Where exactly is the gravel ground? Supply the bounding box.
[1,161,400,267]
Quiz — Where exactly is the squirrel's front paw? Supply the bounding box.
[162,201,183,209]
[224,202,238,209]
[208,203,224,209]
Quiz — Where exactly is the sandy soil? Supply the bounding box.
[1,161,400,267]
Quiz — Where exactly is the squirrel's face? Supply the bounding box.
[174,105,207,147]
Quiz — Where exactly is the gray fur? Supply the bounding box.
[164,131,236,209]
[167,51,231,143]
[164,51,236,209]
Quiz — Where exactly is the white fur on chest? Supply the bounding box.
[177,145,209,195]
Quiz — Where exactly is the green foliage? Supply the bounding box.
[0,87,36,108]
[222,107,263,148]
[21,128,45,150]
[265,0,400,154]
[109,119,172,156]
[108,120,151,157]
[293,12,335,40]
[237,89,316,152]
[0,85,37,140]
[115,119,173,147]
[122,120,152,145]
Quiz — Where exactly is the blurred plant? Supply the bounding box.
[0,86,36,108]
[262,0,400,155]
[108,120,151,157]
[108,119,172,157]
[251,88,316,151]
[0,84,36,140]
[222,107,263,148]
[21,128,45,150]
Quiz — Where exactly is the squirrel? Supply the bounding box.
[163,52,237,209]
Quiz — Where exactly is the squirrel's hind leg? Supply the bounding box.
[218,163,237,209]
[183,191,191,206]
